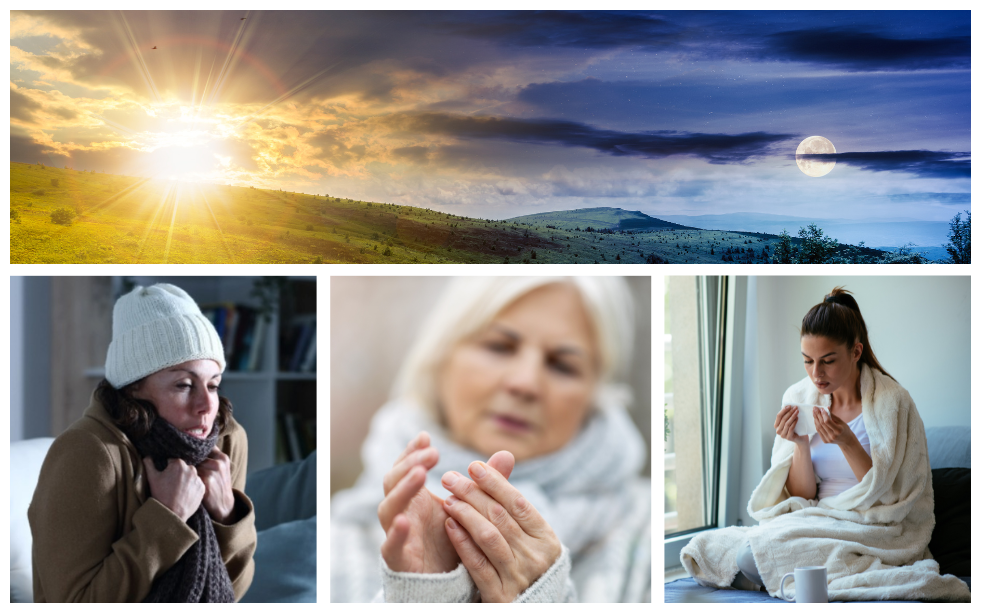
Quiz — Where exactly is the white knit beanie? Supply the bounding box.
[105,284,226,388]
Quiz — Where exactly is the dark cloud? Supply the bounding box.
[50,106,79,120]
[308,130,367,167]
[387,112,794,164]
[10,129,133,173]
[887,192,971,205]
[765,29,970,71]
[10,131,62,164]
[433,11,678,50]
[797,151,970,179]
[10,87,42,124]
[392,145,431,164]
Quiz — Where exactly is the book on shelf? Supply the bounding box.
[283,314,317,373]
[200,303,264,372]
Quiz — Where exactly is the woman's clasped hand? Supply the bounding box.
[441,457,562,603]
[378,431,561,602]
[143,447,236,524]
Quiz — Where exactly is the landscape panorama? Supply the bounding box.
[10,10,970,264]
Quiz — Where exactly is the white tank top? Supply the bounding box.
[810,411,872,500]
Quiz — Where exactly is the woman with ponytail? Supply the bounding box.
[681,287,968,602]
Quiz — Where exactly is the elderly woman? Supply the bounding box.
[331,277,651,602]
[29,284,257,602]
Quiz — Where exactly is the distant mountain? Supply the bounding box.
[507,207,690,231]
[654,212,950,248]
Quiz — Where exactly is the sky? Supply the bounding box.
[10,10,970,221]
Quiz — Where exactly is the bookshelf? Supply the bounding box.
[83,276,316,473]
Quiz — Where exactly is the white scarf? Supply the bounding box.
[332,399,646,555]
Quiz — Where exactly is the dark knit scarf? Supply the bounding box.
[132,417,235,603]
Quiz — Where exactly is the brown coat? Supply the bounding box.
[28,393,257,602]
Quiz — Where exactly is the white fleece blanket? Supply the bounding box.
[681,365,971,602]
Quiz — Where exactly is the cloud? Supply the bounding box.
[765,29,970,71]
[434,11,678,50]
[797,150,970,178]
[385,112,794,163]
[10,86,42,123]
[887,192,971,205]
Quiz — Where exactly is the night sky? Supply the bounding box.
[10,10,970,221]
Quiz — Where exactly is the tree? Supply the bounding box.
[772,230,795,263]
[797,223,838,264]
[645,252,668,264]
[944,210,970,263]
[50,207,76,226]
[878,243,928,264]
[51,178,59,187]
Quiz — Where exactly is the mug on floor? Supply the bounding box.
[778,566,828,603]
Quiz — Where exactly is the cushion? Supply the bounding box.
[240,516,317,603]
[929,468,970,577]
[246,451,317,531]
[10,437,55,603]
[925,427,970,469]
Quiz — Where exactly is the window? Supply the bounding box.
[664,276,728,537]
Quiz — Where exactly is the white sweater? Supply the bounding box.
[331,400,651,603]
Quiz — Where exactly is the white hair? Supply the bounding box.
[390,276,636,415]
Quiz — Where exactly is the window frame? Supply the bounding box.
[664,276,747,571]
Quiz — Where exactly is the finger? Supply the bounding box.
[443,496,513,568]
[441,470,520,540]
[486,450,515,481]
[445,516,501,595]
[208,446,229,462]
[466,461,549,538]
[383,446,439,495]
[394,431,430,465]
[380,514,412,570]
[377,465,426,530]
[142,457,158,475]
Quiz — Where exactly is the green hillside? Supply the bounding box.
[9,163,887,264]
[507,207,689,231]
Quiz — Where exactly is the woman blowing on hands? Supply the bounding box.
[29,284,256,602]
[331,277,651,602]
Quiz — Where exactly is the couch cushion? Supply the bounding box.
[246,451,317,532]
[240,516,317,603]
[929,468,970,577]
[925,427,970,469]
[10,437,55,603]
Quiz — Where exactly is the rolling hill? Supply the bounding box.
[10,163,895,264]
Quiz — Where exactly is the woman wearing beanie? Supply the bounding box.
[29,284,257,602]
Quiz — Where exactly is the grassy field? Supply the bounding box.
[9,163,883,264]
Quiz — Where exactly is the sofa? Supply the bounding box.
[10,438,317,602]
[665,426,971,602]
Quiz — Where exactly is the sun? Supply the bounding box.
[133,105,237,182]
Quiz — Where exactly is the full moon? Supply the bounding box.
[796,135,836,177]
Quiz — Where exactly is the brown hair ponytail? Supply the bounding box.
[800,287,893,380]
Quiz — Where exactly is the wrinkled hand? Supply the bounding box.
[815,408,858,447]
[196,447,236,523]
[378,433,516,574]
[440,452,562,603]
[774,405,809,446]
[143,457,205,523]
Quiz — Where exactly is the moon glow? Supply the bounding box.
[796,136,836,177]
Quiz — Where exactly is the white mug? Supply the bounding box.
[779,566,828,603]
